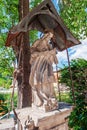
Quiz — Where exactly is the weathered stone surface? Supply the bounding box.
[38,109,71,130]
[16,104,72,130]
[49,122,68,130]
[0,118,15,130]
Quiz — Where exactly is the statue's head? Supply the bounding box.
[44,29,54,39]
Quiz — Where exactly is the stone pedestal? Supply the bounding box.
[16,103,72,130]
[0,103,72,130]
[0,118,15,130]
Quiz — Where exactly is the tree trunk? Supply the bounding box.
[17,0,23,109]
[22,0,32,107]
[17,0,32,108]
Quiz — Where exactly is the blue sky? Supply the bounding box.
[52,0,59,12]
[54,38,87,69]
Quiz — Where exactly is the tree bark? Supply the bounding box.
[22,0,32,107]
[17,0,23,109]
[17,0,32,108]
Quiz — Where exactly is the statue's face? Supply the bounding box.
[44,31,54,39]
[48,32,54,38]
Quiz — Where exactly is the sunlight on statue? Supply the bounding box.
[30,30,58,112]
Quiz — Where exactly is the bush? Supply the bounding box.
[60,59,87,130]
[0,93,17,116]
[68,94,87,130]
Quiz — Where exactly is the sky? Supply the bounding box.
[53,38,87,69]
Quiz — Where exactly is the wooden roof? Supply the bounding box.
[5,0,81,51]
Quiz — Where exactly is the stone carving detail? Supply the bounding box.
[24,116,35,130]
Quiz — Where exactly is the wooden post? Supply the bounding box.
[66,47,75,104]
[56,65,61,101]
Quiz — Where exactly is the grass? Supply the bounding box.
[56,92,72,104]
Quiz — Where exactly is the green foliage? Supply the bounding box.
[56,92,72,103]
[29,30,39,45]
[0,47,15,88]
[0,93,17,116]
[60,58,87,130]
[60,58,87,89]
[30,0,42,8]
[68,94,87,130]
[0,0,18,88]
[3,93,17,110]
[0,103,8,116]
[0,0,18,33]
[59,0,87,39]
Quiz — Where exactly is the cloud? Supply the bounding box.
[70,38,87,60]
[56,51,68,68]
[56,38,87,68]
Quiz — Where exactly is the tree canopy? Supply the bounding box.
[58,0,87,39]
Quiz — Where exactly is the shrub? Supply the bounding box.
[60,59,87,130]
[0,93,17,116]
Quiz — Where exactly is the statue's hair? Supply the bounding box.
[44,29,54,34]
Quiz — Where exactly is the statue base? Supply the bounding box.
[15,102,73,130]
